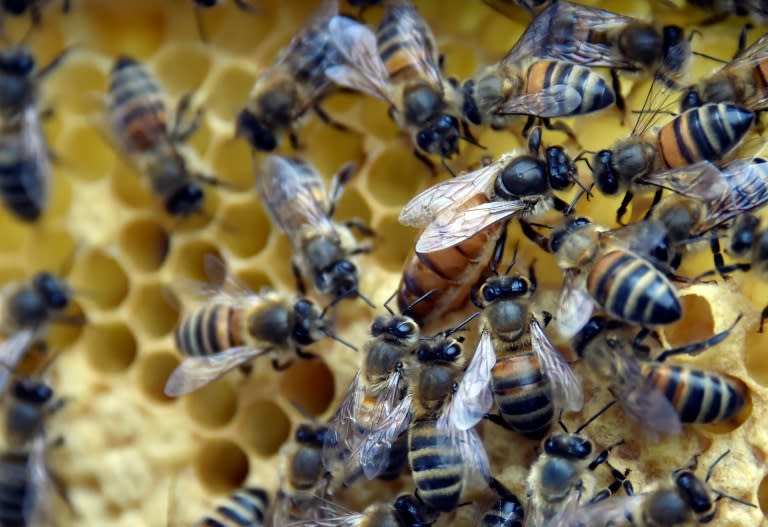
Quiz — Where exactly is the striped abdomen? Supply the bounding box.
[284,22,340,91]
[377,4,438,82]
[175,303,247,358]
[109,56,169,153]
[0,449,32,527]
[525,60,614,116]
[408,417,463,513]
[492,350,554,439]
[0,139,46,222]
[200,487,270,527]
[586,250,681,326]
[397,227,502,329]
[642,363,747,423]
[658,102,754,168]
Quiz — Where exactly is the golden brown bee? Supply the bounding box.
[235,0,346,151]
[406,331,493,513]
[107,55,215,217]
[0,45,67,222]
[473,262,583,439]
[325,0,468,170]
[257,154,373,304]
[573,315,747,436]
[522,217,682,338]
[284,493,439,527]
[164,255,338,397]
[198,486,269,527]
[399,128,579,254]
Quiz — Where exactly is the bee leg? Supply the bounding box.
[413,148,437,176]
[630,328,653,358]
[233,0,261,13]
[295,348,317,360]
[271,357,293,371]
[655,314,743,362]
[344,218,376,237]
[587,438,624,472]
[519,220,551,252]
[611,70,626,124]
[328,162,358,218]
[615,191,633,226]
[737,23,753,56]
[313,104,349,133]
[488,476,515,499]
[36,47,73,81]
[172,94,204,143]
[641,189,664,221]
[292,262,307,296]
[541,118,580,149]
[521,115,535,139]
[289,131,304,151]
[591,466,631,503]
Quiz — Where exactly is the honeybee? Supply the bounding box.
[257,154,373,304]
[407,331,493,513]
[681,33,768,112]
[198,486,269,527]
[525,402,625,527]
[478,477,524,527]
[235,0,347,151]
[322,294,424,484]
[399,127,579,254]
[573,315,747,436]
[510,0,690,111]
[521,217,682,338]
[0,45,67,222]
[563,450,758,527]
[164,255,340,397]
[107,55,217,217]
[284,493,439,527]
[0,377,68,527]
[324,0,468,170]
[474,260,584,439]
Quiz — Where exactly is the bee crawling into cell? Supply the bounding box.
[163,254,354,397]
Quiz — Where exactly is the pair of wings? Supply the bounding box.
[704,33,768,111]
[399,152,536,253]
[323,2,446,115]
[163,255,289,397]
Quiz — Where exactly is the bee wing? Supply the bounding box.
[0,329,35,392]
[358,391,412,480]
[163,346,271,397]
[282,496,363,527]
[530,317,583,413]
[497,84,584,118]
[169,254,259,307]
[445,329,496,431]
[19,105,50,210]
[603,219,669,255]
[325,16,397,105]
[724,34,768,110]
[258,155,335,244]
[556,271,593,339]
[399,155,507,227]
[23,435,54,527]
[563,494,647,527]
[416,200,527,253]
[272,0,339,70]
[322,372,364,472]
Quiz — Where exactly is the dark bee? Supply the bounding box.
[257,155,373,304]
[199,486,269,527]
[107,56,216,217]
[1,0,70,26]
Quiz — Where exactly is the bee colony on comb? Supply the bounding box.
[1,0,768,525]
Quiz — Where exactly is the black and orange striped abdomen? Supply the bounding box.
[174,303,247,358]
[658,102,753,168]
[408,417,463,513]
[525,60,614,116]
[642,363,747,423]
[200,487,270,527]
[586,250,681,327]
[491,351,554,439]
[377,6,437,83]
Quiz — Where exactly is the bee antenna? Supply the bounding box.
[503,241,520,275]
[403,289,437,316]
[574,400,617,434]
[691,49,728,64]
[325,330,357,351]
[711,488,758,508]
[444,311,481,337]
[441,157,457,177]
[357,291,376,309]
[382,290,397,315]
[461,133,486,150]
[705,450,731,482]
[558,410,569,433]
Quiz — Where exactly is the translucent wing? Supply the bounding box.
[556,271,594,339]
[358,392,412,480]
[258,155,334,245]
[163,346,271,397]
[497,85,584,117]
[282,496,363,527]
[445,329,496,431]
[322,372,364,473]
[170,254,263,309]
[325,16,396,105]
[602,218,669,255]
[272,0,339,72]
[530,316,583,413]
[399,154,510,227]
[562,495,648,527]
[438,395,490,483]
[720,34,768,110]
[0,329,35,393]
[23,435,54,527]
[415,200,528,253]
[19,105,50,212]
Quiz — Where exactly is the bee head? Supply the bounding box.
[0,46,34,76]
[295,423,327,447]
[292,298,323,346]
[461,80,482,125]
[12,378,53,404]
[661,25,688,73]
[592,149,619,195]
[479,275,529,304]
[543,434,592,460]
[416,338,462,363]
[674,471,715,519]
[318,259,358,301]
[416,114,460,159]
[32,272,69,310]
[236,109,277,151]
[680,86,703,111]
[371,315,418,342]
[165,184,204,216]
[393,494,438,526]
[545,146,576,191]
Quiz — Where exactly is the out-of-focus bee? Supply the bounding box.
[473,258,583,439]
[590,99,755,224]
[164,255,343,397]
[521,217,682,338]
[235,0,348,151]
[507,0,690,111]
[324,0,469,171]
[562,450,758,527]
[685,0,768,24]
[1,0,70,26]
[0,377,68,527]
[573,314,747,436]
[257,154,373,304]
[399,127,580,254]
[0,272,75,392]
[681,33,768,112]
[526,402,627,527]
[478,477,525,527]
[406,330,493,512]
[322,294,426,484]
[0,45,68,222]
[284,493,439,527]
[198,486,269,527]
[107,55,218,217]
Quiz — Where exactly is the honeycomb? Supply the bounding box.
[0,0,766,525]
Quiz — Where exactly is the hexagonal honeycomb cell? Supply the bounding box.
[0,0,765,525]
